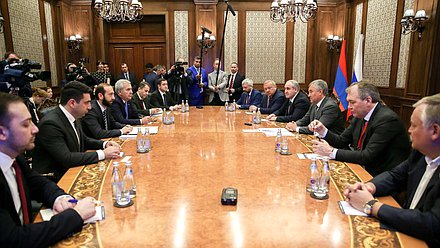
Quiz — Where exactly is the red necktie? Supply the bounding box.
[229,75,235,89]
[12,161,30,225]
[357,121,369,150]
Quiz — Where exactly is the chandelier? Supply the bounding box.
[270,0,318,24]
[93,0,143,22]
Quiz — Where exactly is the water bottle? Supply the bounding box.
[123,161,136,198]
[319,158,330,194]
[143,128,151,152]
[307,158,319,193]
[255,108,262,124]
[181,100,185,113]
[111,162,130,206]
[169,110,175,124]
[252,109,257,123]
[275,128,282,152]
[136,128,146,153]
[232,99,236,111]
[185,100,189,112]
[225,101,228,111]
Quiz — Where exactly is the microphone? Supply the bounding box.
[225,0,236,16]
[201,26,212,34]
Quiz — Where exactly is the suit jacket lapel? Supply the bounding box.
[415,165,440,209]
[56,108,80,151]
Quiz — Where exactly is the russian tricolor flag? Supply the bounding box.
[333,39,348,111]
[347,34,363,119]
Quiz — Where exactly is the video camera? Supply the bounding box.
[0,58,51,96]
[174,61,188,75]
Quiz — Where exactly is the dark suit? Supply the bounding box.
[143,72,157,92]
[81,100,125,139]
[371,150,440,247]
[258,89,285,114]
[236,89,263,109]
[324,103,411,176]
[0,156,84,247]
[273,91,310,122]
[118,71,138,92]
[110,94,142,125]
[33,107,104,181]
[296,96,345,135]
[131,92,152,116]
[149,90,176,110]
[226,73,245,102]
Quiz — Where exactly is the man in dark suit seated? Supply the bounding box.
[117,63,138,92]
[249,80,285,114]
[132,81,161,116]
[235,78,263,110]
[111,79,151,126]
[311,82,410,176]
[286,79,344,134]
[81,83,133,139]
[150,78,181,111]
[266,80,310,122]
[32,81,121,181]
[0,92,97,247]
[344,93,440,247]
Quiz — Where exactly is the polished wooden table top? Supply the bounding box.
[54,106,426,248]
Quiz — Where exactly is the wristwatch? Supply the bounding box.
[363,199,379,216]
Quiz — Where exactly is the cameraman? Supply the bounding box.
[167,58,189,103]
[61,62,96,88]
[0,52,32,97]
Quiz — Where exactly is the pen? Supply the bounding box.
[68,199,103,204]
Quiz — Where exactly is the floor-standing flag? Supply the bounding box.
[333,39,348,111]
[352,34,363,83]
[347,34,364,119]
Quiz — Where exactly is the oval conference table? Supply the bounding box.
[48,106,426,248]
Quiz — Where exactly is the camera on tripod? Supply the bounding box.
[0,58,51,96]
[173,61,188,75]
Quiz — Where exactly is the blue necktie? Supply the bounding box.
[124,102,129,119]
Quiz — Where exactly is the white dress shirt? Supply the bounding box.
[409,156,440,209]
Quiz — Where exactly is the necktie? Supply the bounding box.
[266,96,271,108]
[124,102,129,119]
[246,94,250,104]
[163,94,168,107]
[229,75,235,89]
[12,162,29,225]
[73,120,81,150]
[142,101,146,110]
[125,73,129,80]
[103,109,109,130]
[357,120,369,150]
[287,101,292,115]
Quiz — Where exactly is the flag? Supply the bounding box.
[347,34,364,119]
[352,34,363,83]
[333,39,348,111]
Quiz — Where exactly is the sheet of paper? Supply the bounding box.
[40,205,105,223]
[338,201,368,216]
[121,156,132,163]
[242,129,261,133]
[297,153,306,159]
[258,128,294,137]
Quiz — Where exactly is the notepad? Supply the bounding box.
[258,128,294,137]
[40,205,105,223]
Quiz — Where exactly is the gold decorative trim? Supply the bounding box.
[54,139,125,248]
[295,134,401,248]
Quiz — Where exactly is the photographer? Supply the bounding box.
[167,58,189,102]
[61,62,96,88]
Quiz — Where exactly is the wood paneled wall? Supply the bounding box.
[3,0,438,127]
